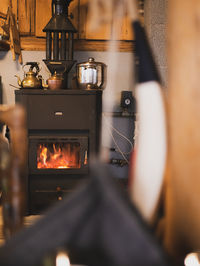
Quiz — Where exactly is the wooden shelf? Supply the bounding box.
[20,36,135,52]
[0,40,10,51]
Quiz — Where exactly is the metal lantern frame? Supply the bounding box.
[43,0,77,84]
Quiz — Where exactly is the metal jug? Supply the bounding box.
[76,57,107,90]
[15,62,42,89]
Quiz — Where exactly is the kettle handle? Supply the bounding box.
[22,62,40,75]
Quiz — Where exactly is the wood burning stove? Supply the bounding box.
[15,89,102,214]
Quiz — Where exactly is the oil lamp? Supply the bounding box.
[43,0,77,87]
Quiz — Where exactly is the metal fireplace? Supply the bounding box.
[15,89,102,214]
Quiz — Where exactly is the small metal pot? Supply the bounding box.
[47,72,64,90]
[76,57,106,90]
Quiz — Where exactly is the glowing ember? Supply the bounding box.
[37,142,81,169]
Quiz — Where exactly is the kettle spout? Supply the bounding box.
[39,75,48,89]
[14,75,22,87]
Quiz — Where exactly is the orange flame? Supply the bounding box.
[37,143,81,169]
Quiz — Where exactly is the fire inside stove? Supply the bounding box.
[37,142,81,169]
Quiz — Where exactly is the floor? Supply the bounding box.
[0,207,41,245]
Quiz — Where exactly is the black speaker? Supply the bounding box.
[120,91,135,113]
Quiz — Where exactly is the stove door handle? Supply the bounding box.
[54,111,63,116]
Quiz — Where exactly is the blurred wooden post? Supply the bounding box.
[164,0,200,262]
[0,105,27,239]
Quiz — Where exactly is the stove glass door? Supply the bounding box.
[37,142,81,169]
[29,135,88,174]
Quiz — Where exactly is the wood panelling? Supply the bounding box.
[120,8,133,41]
[78,0,87,39]
[0,0,10,14]
[35,0,79,38]
[0,0,34,36]
[20,36,134,52]
[0,0,17,36]
[1,0,136,51]
[18,0,35,35]
[81,0,133,40]
[68,0,79,39]
[82,0,111,40]
[35,0,51,37]
[12,0,18,16]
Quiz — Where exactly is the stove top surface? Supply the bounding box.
[15,89,102,95]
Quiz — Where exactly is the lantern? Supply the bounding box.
[43,0,77,87]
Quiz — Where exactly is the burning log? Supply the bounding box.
[0,104,27,239]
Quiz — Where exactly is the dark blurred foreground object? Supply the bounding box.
[0,160,171,266]
[0,105,27,239]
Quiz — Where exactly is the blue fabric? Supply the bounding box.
[133,21,161,83]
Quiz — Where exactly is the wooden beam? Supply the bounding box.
[20,36,135,52]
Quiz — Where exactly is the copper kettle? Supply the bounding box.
[15,62,42,89]
[47,71,64,90]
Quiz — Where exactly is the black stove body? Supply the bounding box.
[15,89,102,214]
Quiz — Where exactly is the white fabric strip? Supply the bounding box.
[130,81,167,222]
